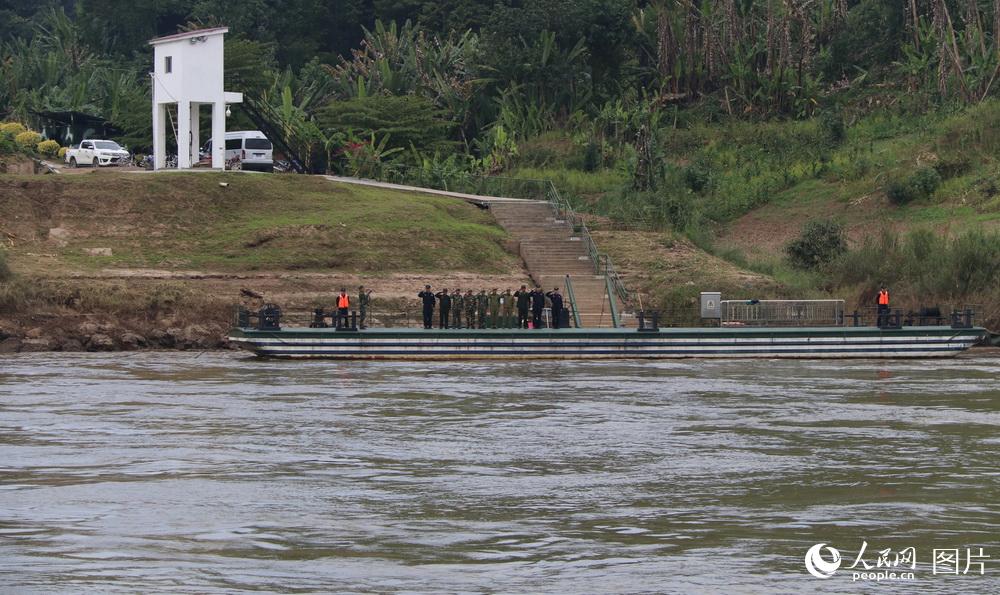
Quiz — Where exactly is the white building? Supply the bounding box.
[149,27,243,170]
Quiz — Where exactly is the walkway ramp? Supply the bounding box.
[325,175,627,328]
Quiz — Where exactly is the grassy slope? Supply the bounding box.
[0,171,518,274]
[715,102,1000,257]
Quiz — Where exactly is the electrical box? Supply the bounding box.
[700,292,721,319]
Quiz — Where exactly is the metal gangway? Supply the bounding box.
[720,299,845,327]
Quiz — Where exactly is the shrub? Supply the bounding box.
[15,130,42,153]
[0,122,27,138]
[37,139,60,158]
[886,167,941,204]
[57,147,68,159]
[683,159,712,192]
[819,110,846,145]
[785,219,847,269]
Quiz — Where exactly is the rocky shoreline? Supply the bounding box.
[0,317,231,353]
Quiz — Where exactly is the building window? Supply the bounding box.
[164,56,172,73]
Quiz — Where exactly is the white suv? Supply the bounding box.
[203,131,273,172]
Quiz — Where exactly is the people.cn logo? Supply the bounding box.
[805,543,843,578]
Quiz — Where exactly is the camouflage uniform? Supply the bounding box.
[451,289,463,329]
[476,291,489,329]
[465,291,477,329]
[358,289,371,329]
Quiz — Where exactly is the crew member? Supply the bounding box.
[546,287,564,329]
[418,285,436,329]
[530,285,545,329]
[436,288,452,329]
[358,285,372,330]
[877,285,890,327]
[452,288,463,329]
[336,288,350,328]
[515,285,531,329]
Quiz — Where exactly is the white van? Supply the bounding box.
[203,131,273,172]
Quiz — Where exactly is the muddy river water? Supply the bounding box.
[1,352,998,593]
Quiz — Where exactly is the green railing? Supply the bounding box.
[604,274,621,328]
[542,181,630,308]
[563,274,583,328]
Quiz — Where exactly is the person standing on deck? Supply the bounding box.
[336,288,351,328]
[877,285,890,327]
[357,285,372,329]
[530,286,545,329]
[499,289,513,328]
[452,288,463,329]
[477,290,489,329]
[515,285,531,329]
[436,288,452,329]
[418,285,436,329]
[488,289,501,329]
[546,287,564,329]
[465,290,477,329]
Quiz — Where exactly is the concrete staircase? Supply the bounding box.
[488,200,623,328]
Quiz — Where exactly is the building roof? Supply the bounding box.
[149,27,229,46]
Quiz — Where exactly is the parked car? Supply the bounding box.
[64,139,130,167]
[202,131,273,172]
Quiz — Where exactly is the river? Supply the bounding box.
[1,352,998,593]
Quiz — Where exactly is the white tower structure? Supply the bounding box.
[149,27,243,170]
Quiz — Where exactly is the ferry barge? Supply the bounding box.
[228,302,986,360]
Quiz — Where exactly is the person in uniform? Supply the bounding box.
[477,290,489,329]
[488,288,501,329]
[451,288,463,329]
[514,284,531,329]
[546,287,564,329]
[336,288,351,328]
[530,285,545,329]
[877,285,890,327]
[501,289,514,328]
[418,285,436,329]
[436,288,452,329]
[357,285,372,329]
[465,290,477,329]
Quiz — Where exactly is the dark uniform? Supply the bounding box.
[546,289,564,329]
[452,289,463,329]
[436,290,452,329]
[514,286,531,329]
[418,287,436,329]
[530,288,545,329]
[464,291,476,329]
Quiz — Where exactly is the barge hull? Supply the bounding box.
[228,326,986,360]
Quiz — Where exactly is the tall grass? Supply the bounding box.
[828,228,1000,298]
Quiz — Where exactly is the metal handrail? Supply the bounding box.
[543,181,630,308]
[604,274,621,328]
[564,274,583,328]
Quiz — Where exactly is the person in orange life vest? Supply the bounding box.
[877,285,890,327]
[337,288,350,327]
